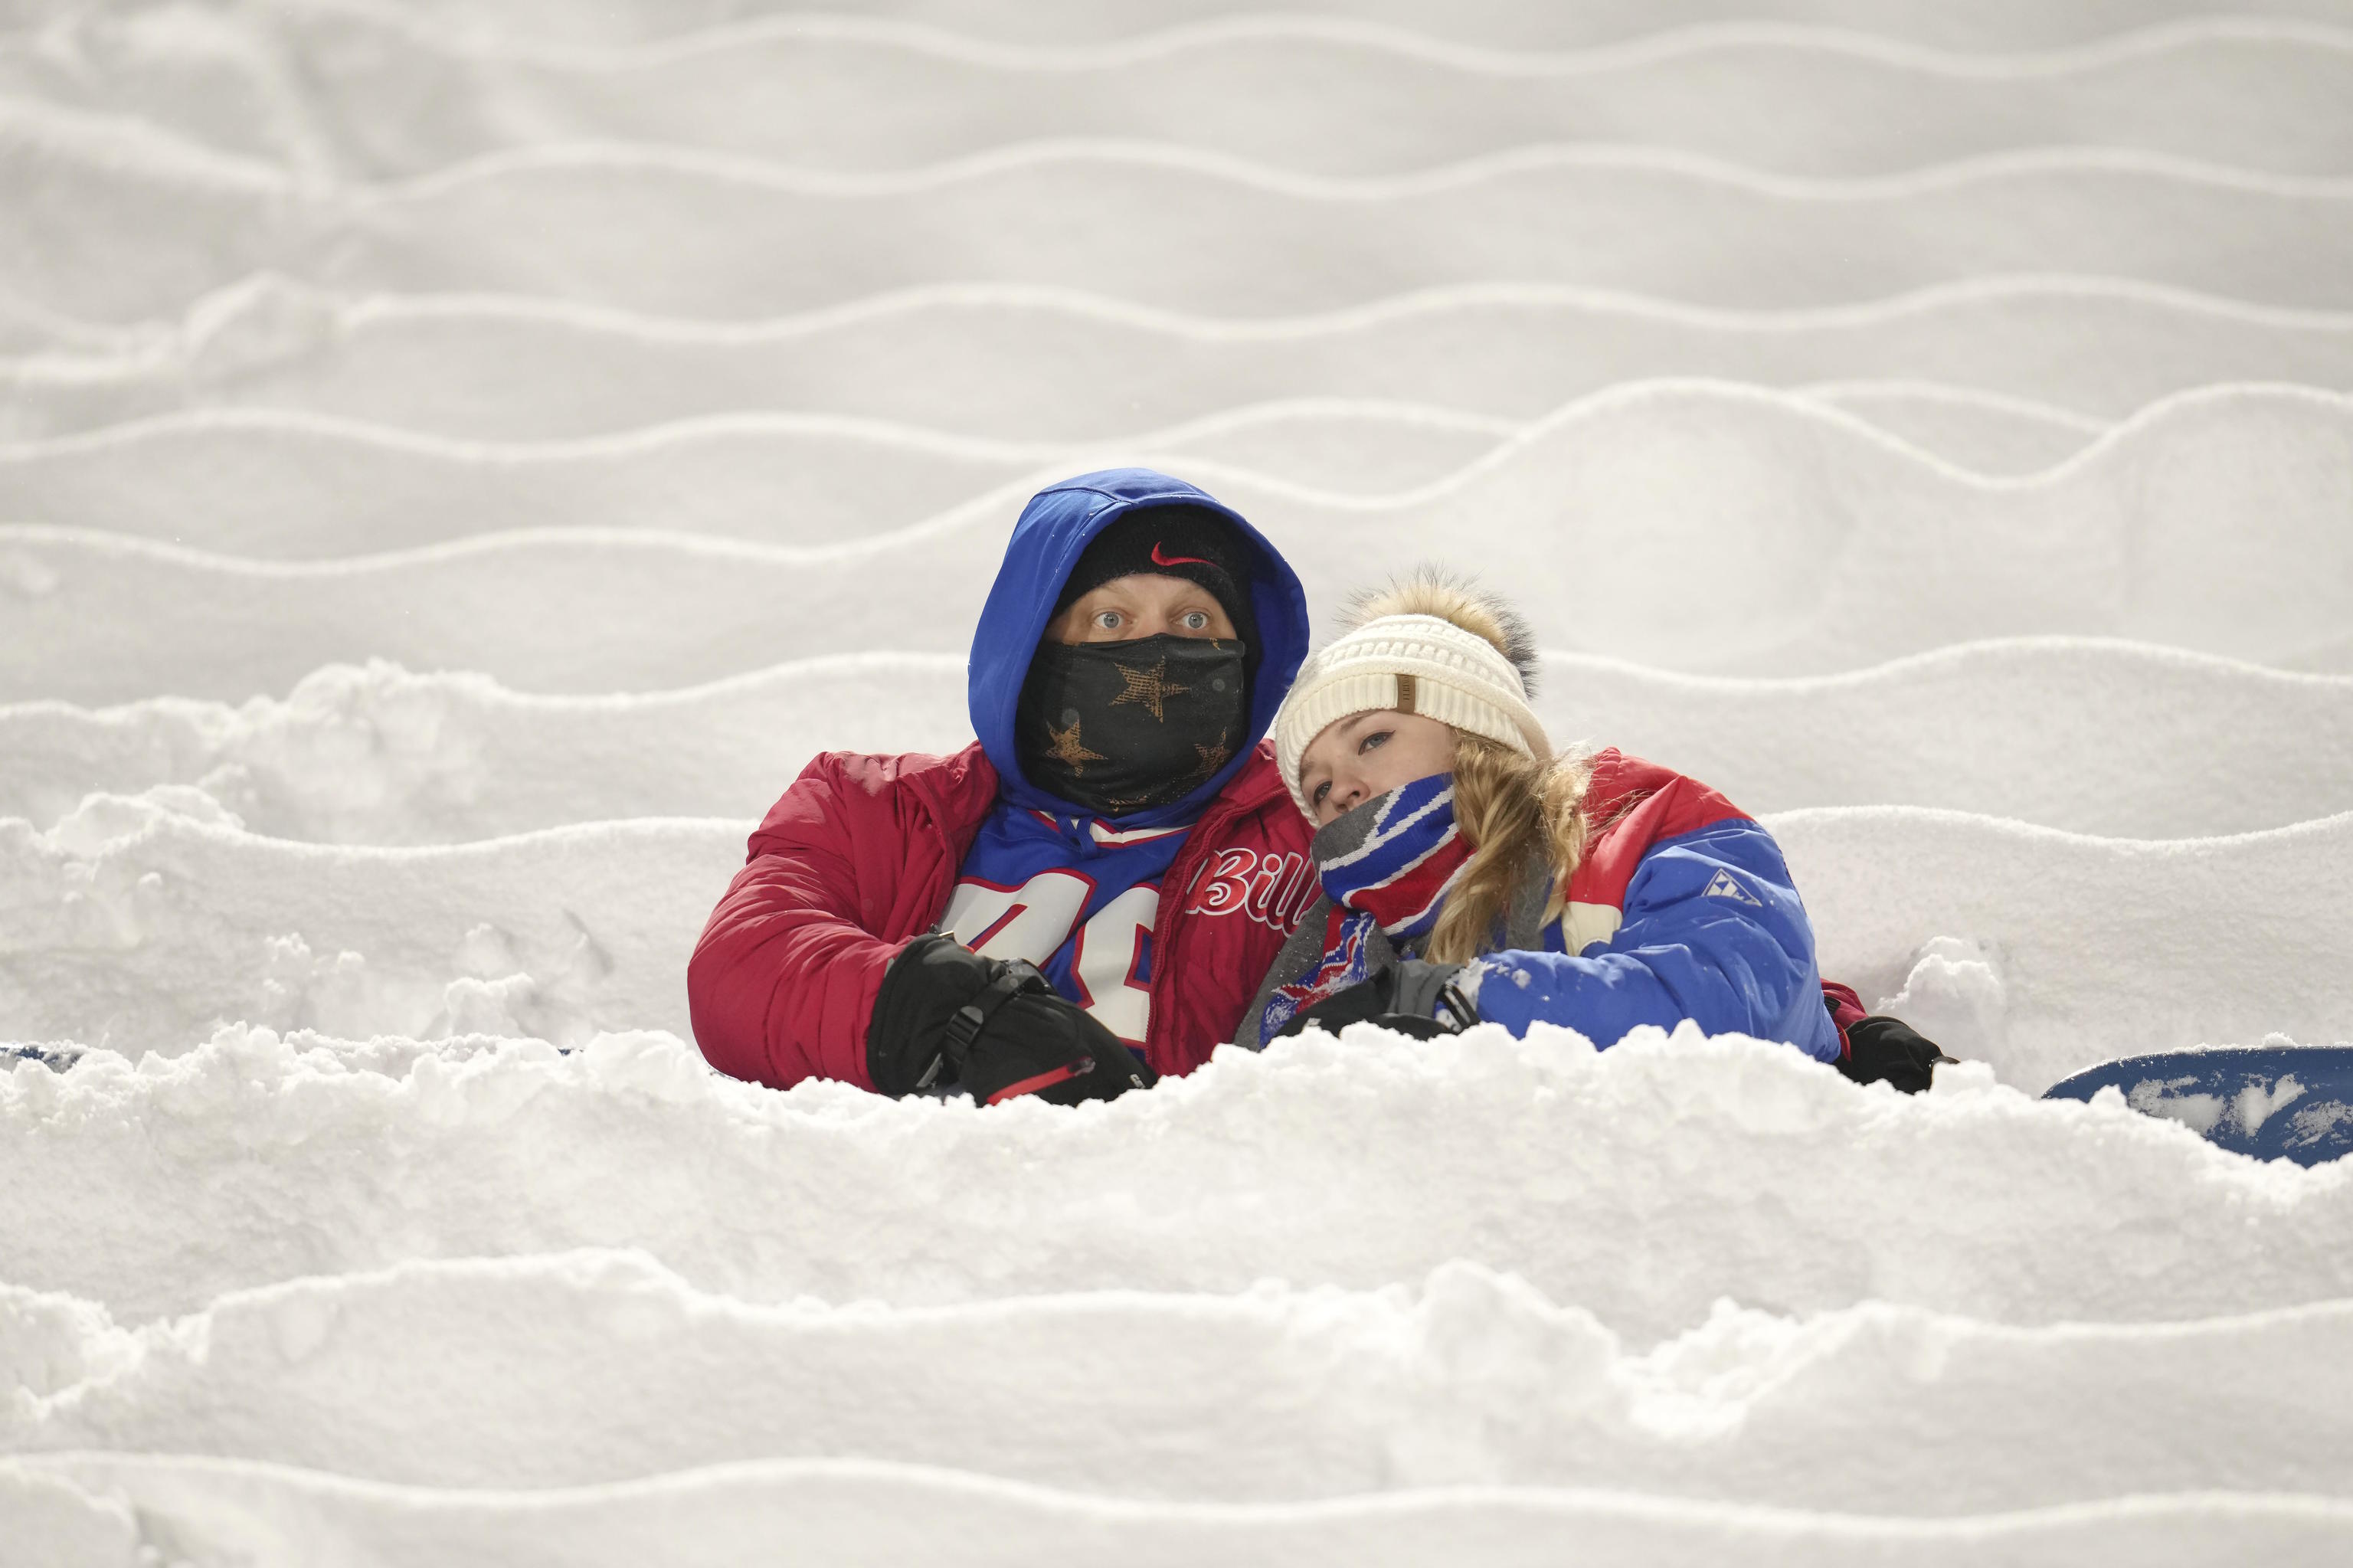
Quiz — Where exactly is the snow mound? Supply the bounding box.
[5,643,2348,845]
[15,8,2353,179]
[0,401,1535,555]
[9,1453,2348,1568]
[210,1,2353,52]
[12,121,2353,325]
[14,277,2351,444]
[11,1244,2353,1506]
[1796,381,2111,473]
[11,380,2338,557]
[0,804,736,1055]
[4,792,2348,1082]
[11,380,2353,699]
[0,386,2146,560]
[5,1024,2348,1333]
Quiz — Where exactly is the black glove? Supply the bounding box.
[867,935,1156,1105]
[1275,960,1473,1042]
[867,934,997,1095]
[1837,1014,1956,1095]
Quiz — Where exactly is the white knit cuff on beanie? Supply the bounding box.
[1273,612,1551,817]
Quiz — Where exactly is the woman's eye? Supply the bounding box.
[1360,730,1390,754]
[1311,781,1330,806]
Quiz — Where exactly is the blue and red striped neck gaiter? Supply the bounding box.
[1258,772,1471,1036]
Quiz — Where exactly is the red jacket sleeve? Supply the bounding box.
[1821,980,1867,1063]
[686,751,970,1091]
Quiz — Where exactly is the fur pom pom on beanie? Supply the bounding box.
[1272,573,1550,817]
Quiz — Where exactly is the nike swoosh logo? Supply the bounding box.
[1151,542,1213,568]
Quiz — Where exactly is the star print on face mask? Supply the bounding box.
[1111,659,1190,722]
[1016,634,1250,817]
[1042,717,1107,774]
[1186,731,1231,784]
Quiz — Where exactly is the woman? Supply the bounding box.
[1240,574,1948,1087]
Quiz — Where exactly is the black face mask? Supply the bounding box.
[1016,634,1249,817]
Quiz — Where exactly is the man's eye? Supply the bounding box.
[1181,611,1209,630]
[1094,611,1123,630]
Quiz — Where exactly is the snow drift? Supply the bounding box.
[4,0,2350,1560]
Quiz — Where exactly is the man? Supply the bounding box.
[687,468,1320,1105]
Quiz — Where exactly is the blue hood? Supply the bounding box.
[969,468,1308,825]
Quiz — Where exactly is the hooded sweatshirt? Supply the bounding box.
[944,470,1310,1044]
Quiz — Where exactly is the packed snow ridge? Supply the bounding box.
[8,641,2348,842]
[4,0,2351,1562]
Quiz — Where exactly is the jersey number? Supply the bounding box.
[941,875,1158,1045]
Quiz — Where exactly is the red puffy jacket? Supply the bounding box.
[688,740,1318,1090]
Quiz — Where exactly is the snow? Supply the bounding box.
[9,641,2351,843]
[10,1460,2349,1568]
[17,8,2353,179]
[11,383,2353,704]
[2126,1072,2314,1140]
[5,1,2352,1561]
[15,277,2353,445]
[19,139,2353,326]
[8,1024,2350,1332]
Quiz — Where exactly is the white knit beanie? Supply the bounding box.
[1274,604,1550,819]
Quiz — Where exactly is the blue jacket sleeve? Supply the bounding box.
[1459,819,1842,1060]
